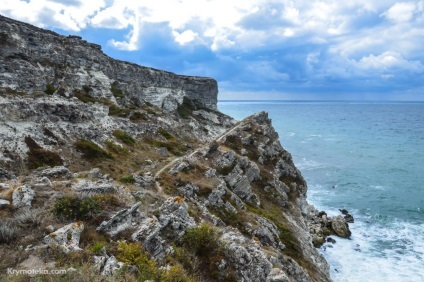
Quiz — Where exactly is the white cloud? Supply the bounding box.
[0,0,105,31]
[358,51,424,71]
[173,30,198,45]
[383,2,416,23]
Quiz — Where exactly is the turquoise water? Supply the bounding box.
[218,101,424,282]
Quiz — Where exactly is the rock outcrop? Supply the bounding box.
[0,15,217,111]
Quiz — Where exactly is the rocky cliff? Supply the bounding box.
[0,15,217,111]
[0,15,351,282]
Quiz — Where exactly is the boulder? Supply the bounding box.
[97,202,142,237]
[40,166,71,178]
[43,222,84,253]
[93,248,125,276]
[331,216,351,238]
[12,185,35,208]
[0,168,15,180]
[0,199,10,208]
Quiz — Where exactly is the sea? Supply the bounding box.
[218,100,424,282]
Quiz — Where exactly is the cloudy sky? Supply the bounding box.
[1,0,424,100]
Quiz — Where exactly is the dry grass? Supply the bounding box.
[14,207,43,227]
[0,220,17,244]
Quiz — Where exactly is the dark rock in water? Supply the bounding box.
[339,209,349,215]
[326,237,336,244]
[344,214,354,223]
[339,209,354,223]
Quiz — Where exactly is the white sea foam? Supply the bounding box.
[296,158,327,171]
[319,211,424,282]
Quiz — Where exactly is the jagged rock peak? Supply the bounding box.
[0,14,217,111]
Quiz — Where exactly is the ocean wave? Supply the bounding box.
[320,211,424,282]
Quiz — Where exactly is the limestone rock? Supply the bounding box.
[40,166,71,178]
[0,168,15,180]
[220,228,273,281]
[267,268,290,282]
[131,217,163,259]
[97,202,142,237]
[156,147,169,157]
[93,249,125,276]
[43,222,84,253]
[0,199,10,208]
[331,216,351,238]
[177,183,199,199]
[73,179,117,196]
[158,197,196,239]
[12,185,34,208]
[169,161,189,175]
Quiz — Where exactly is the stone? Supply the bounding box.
[0,168,15,180]
[158,197,196,239]
[43,222,84,253]
[204,168,216,178]
[12,185,35,208]
[0,183,10,190]
[266,268,290,282]
[73,179,116,195]
[131,217,163,259]
[177,183,199,199]
[97,202,142,237]
[252,217,285,250]
[93,249,125,276]
[40,166,71,178]
[220,228,273,281]
[169,161,189,175]
[156,147,169,157]
[331,216,351,238]
[0,199,10,208]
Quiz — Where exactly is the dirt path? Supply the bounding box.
[154,121,245,195]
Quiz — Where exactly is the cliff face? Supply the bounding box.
[0,15,350,282]
[0,15,217,111]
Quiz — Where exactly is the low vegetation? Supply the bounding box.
[25,136,63,169]
[54,196,101,220]
[0,221,17,244]
[44,83,56,95]
[113,130,135,146]
[74,140,112,160]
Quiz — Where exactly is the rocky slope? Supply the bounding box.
[0,15,351,281]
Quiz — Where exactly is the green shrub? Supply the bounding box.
[161,265,191,282]
[113,130,135,145]
[25,136,63,169]
[74,89,96,103]
[158,128,175,141]
[82,85,92,93]
[111,82,125,98]
[129,111,148,122]
[90,241,107,254]
[74,140,112,160]
[44,84,56,95]
[119,174,136,184]
[54,196,100,220]
[181,224,220,258]
[91,194,122,209]
[105,141,130,156]
[145,138,188,156]
[109,104,131,117]
[117,242,159,281]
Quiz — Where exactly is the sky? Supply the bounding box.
[1,0,424,100]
